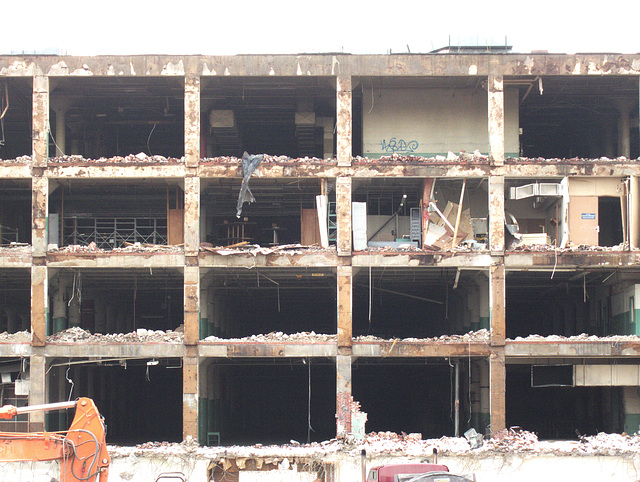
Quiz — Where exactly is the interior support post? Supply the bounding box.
[489,263,506,434]
[488,73,505,167]
[336,76,352,167]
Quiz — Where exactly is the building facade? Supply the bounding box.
[0,53,639,445]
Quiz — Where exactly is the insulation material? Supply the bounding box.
[236,152,264,218]
[315,195,329,248]
[351,202,367,251]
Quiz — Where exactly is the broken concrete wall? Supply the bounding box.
[362,86,519,158]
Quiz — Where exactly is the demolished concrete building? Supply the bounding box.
[0,52,639,459]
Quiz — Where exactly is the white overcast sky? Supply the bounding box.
[4,1,639,56]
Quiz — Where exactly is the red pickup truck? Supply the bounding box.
[367,463,474,482]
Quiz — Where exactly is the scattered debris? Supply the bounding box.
[50,241,183,254]
[202,155,329,164]
[47,327,183,343]
[506,156,640,164]
[355,330,490,343]
[353,151,489,164]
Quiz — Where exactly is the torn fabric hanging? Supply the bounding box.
[236,152,264,217]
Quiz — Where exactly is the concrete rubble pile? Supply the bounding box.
[0,243,31,252]
[107,430,640,460]
[0,155,31,163]
[47,153,183,164]
[512,242,627,253]
[0,330,31,343]
[508,156,640,164]
[354,150,489,164]
[355,329,490,343]
[47,326,183,343]
[510,333,640,342]
[202,155,329,164]
[203,331,336,343]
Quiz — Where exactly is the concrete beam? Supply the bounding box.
[198,343,337,357]
[45,164,187,178]
[489,349,506,435]
[29,351,46,431]
[198,251,339,268]
[336,76,352,166]
[32,176,48,256]
[336,177,352,256]
[31,265,47,346]
[490,264,506,347]
[336,354,352,437]
[46,253,186,268]
[489,176,504,253]
[184,75,200,168]
[337,266,352,348]
[488,74,505,167]
[505,340,640,358]
[32,75,48,167]
[184,176,200,255]
[44,344,186,358]
[353,342,491,357]
[4,54,640,78]
[351,253,496,268]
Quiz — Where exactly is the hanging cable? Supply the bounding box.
[66,366,74,401]
[307,358,313,443]
[133,274,138,330]
[368,250,373,334]
[147,123,157,155]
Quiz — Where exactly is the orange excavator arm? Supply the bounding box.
[0,397,110,482]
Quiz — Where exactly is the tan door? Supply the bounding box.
[569,196,598,245]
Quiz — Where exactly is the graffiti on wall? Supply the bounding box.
[380,138,419,154]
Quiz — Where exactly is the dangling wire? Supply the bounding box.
[145,365,151,382]
[146,123,157,155]
[307,358,313,443]
[66,366,74,401]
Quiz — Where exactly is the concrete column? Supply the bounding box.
[623,387,640,434]
[32,176,49,257]
[488,74,505,167]
[615,98,634,159]
[31,265,47,346]
[337,266,352,347]
[490,264,506,346]
[336,76,352,166]
[184,265,200,345]
[199,281,209,340]
[183,347,198,440]
[52,284,68,334]
[478,275,490,330]
[29,352,46,431]
[489,263,506,435]
[489,176,505,253]
[336,177,352,256]
[54,107,66,157]
[32,75,49,167]
[336,354,352,437]
[184,177,200,256]
[93,294,106,334]
[184,75,200,168]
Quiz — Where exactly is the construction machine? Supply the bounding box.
[0,397,110,481]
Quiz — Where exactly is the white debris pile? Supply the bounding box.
[48,153,183,164]
[576,432,640,455]
[0,330,31,343]
[203,332,336,343]
[359,432,471,456]
[509,156,639,164]
[47,327,183,343]
[355,329,490,343]
[200,243,334,256]
[509,333,640,342]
